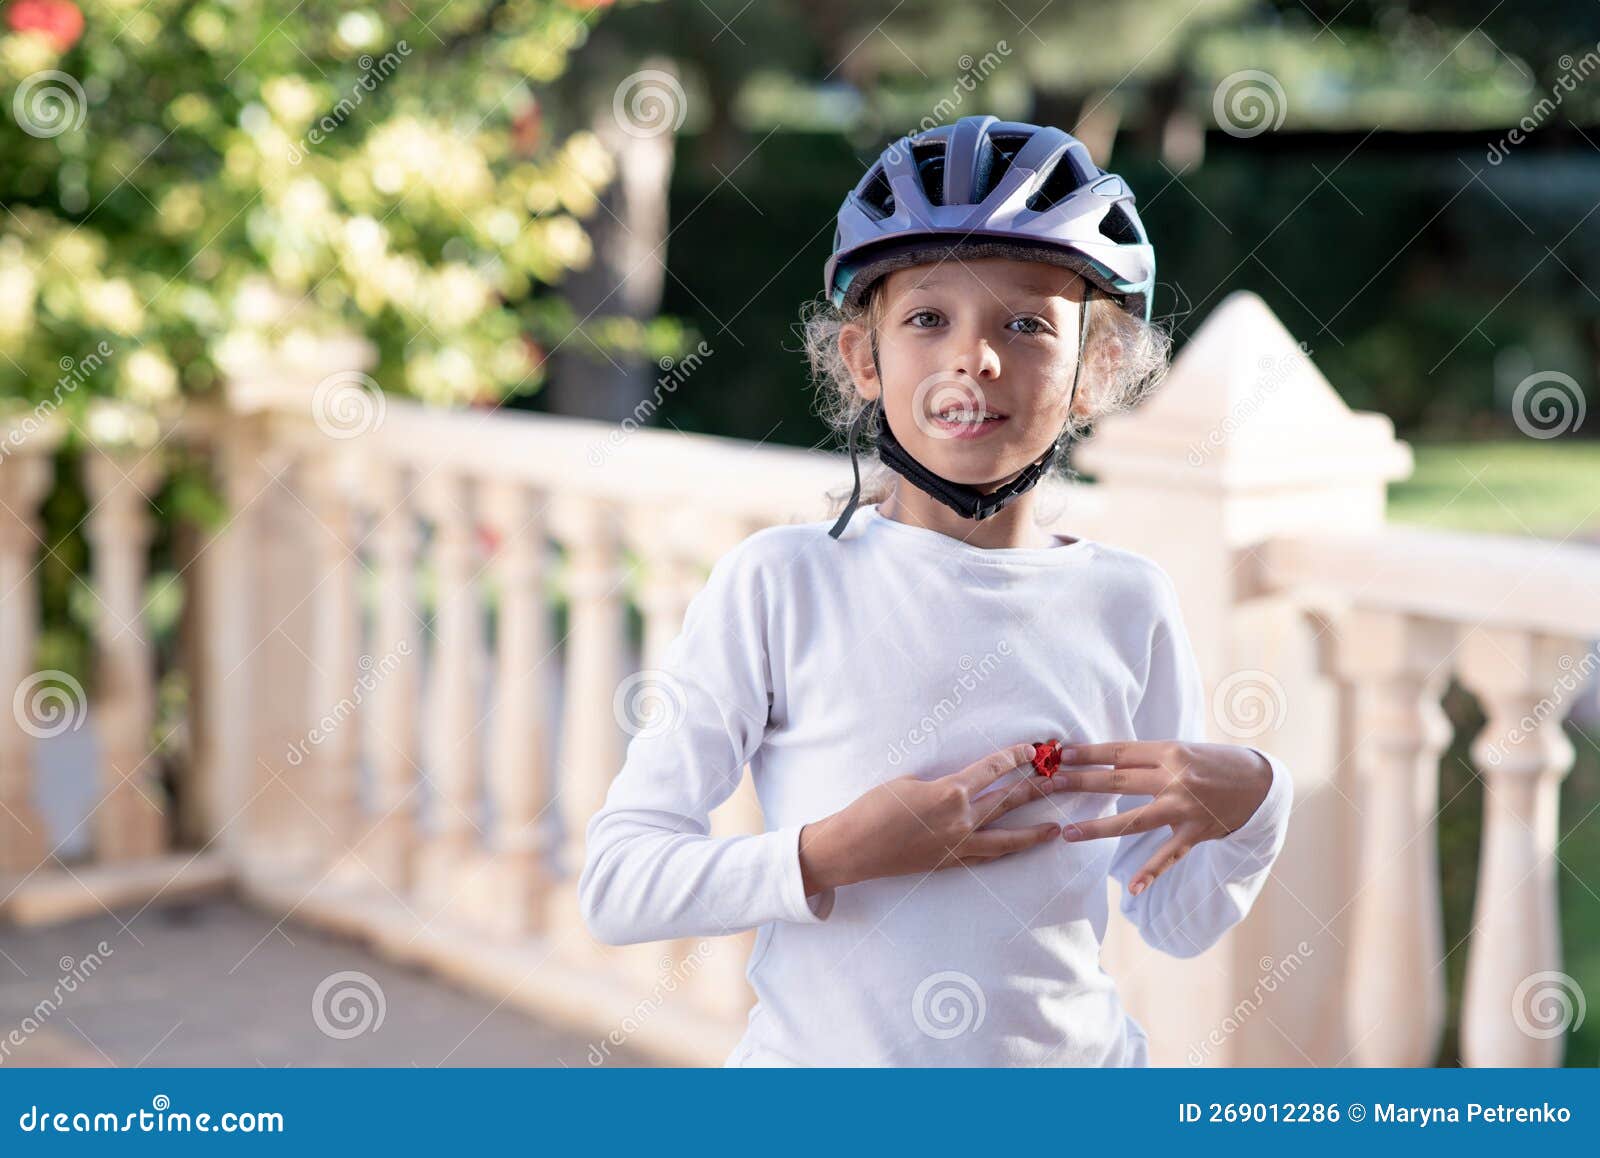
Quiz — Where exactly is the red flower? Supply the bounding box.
[5,0,85,52]
[1031,739,1063,778]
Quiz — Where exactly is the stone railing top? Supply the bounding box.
[226,364,849,527]
[1258,524,1600,638]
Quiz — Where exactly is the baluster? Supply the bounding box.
[358,462,421,891]
[1334,608,1454,1065]
[301,452,362,864]
[478,479,554,936]
[195,416,272,867]
[254,446,325,871]
[1457,628,1581,1066]
[549,496,628,945]
[415,473,486,918]
[81,445,166,861]
[0,442,55,872]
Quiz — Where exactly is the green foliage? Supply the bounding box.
[1391,441,1600,537]
[0,0,673,444]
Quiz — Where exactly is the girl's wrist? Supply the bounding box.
[799,811,857,895]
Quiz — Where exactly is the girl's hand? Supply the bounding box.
[1051,740,1274,897]
[799,743,1067,896]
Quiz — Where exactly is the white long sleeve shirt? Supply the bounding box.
[578,501,1293,1066]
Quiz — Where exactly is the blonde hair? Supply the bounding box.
[799,270,1174,519]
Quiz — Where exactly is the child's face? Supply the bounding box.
[840,257,1091,489]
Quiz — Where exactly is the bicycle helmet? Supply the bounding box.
[822,115,1156,540]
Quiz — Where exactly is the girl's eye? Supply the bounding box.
[906,309,942,328]
[1009,316,1050,335]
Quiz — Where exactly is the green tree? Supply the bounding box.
[1,0,683,445]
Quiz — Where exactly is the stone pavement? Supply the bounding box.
[0,897,658,1068]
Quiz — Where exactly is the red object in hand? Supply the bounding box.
[1031,739,1063,778]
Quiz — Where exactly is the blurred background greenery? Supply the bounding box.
[3,0,1599,1065]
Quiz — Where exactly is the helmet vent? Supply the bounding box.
[1023,157,1087,214]
[911,142,946,206]
[856,166,895,220]
[1098,203,1142,245]
[976,132,1029,201]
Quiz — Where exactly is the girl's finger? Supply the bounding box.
[1127,831,1191,896]
[1049,766,1168,796]
[1060,802,1169,843]
[951,742,1037,793]
[962,822,1061,858]
[1056,741,1159,769]
[973,768,1073,824]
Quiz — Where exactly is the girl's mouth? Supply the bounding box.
[928,409,1009,440]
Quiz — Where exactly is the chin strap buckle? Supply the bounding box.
[875,415,1064,521]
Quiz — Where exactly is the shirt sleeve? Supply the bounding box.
[1106,571,1294,959]
[577,536,836,947]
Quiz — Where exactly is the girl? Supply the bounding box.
[578,115,1293,1066]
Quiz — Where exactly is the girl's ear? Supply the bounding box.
[838,321,880,401]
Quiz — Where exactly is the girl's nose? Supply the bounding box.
[950,335,1002,380]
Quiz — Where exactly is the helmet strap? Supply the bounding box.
[827,401,872,539]
[828,293,1090,540]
